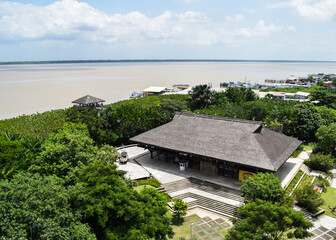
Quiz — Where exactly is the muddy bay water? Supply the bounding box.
[1,61,336,119]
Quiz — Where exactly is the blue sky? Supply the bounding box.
[0,0,336,61]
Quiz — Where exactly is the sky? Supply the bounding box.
[0,0,336,61]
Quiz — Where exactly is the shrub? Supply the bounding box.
[286,170,304,193]
[172,198,188,224]
[136,178,161,188]
[240,172,284,202]
[305,153,335,172]
[294,183,324,213]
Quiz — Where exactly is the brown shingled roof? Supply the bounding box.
[72,95,105,104]
[130,112,301,171]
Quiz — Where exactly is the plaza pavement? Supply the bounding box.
[117,146,336,240]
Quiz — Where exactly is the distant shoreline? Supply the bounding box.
[1,59,336,66]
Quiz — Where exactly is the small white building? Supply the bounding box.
[294,91,310,100]
[143,86,169,96]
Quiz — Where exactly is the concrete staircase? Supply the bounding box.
[163,178,243,202]
[300,164,312,175]
[164,177,243,219]
[172,192,241,219]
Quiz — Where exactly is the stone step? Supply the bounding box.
[163,177,244,203]
[300,164,311,175]
[173,192,240,219]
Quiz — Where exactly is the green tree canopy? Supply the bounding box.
[187,84,214,110]
[305,153,335,172]
[226,200,313,240]
[294,183,324,213]
[287,104,323,141]
[0,134,25,179]
[240,172,284,202]
[225,87,258,103]
[172,198,188,224]
[0,173,95,239]
[77,160,173,240]
[315,123,336,156]
[30,123,119,183]
[0,134,43,180]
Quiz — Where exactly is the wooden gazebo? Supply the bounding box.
[72,95,105,109]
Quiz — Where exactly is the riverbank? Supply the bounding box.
[2,61,336,119]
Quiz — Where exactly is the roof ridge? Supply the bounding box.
[252,134,276,171]
[175,112,263,125]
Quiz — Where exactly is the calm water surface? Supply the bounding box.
[1,61,336,119]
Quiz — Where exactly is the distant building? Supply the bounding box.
[294,91,310,100]
[272,92,286,101]
[324,81,334,88]
[143,86,169,96]
[72,95,105,109]
[131,112,301,181]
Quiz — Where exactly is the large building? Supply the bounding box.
[130,112,301,181]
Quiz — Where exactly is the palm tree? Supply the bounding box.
[187,84,214,110]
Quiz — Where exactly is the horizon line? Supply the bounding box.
[1,59,336,65]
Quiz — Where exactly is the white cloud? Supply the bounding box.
[0,0,294,46]
[226,14,245,22]
[235,20,284,37]
[269,0,336,21]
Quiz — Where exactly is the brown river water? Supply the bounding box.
[1,61,336,119]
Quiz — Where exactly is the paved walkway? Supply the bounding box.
[186,216,231,240]
[276,157,303,188]
[116,147,150,180]
[135,150,242,190]
[304,215,336,240]
[330,169,336,188]
[276,150,312,188]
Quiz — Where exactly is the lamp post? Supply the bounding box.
[190,223,195,239]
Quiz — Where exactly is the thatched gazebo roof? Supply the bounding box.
[130,112,301,172]
[72,95,105,105]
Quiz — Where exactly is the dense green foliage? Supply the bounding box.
[172,198,188,224]
[315,123,336,155]
[0,173,95,239]
[294,183,324,213]
[0,133,43,179]
[286,170,304,194]
[240,172,284,202]
[2,84,336,238]
[136,177,162,188]
[261,86,308,93]
[77,160,173,239]
[310,86,336,109]
[226,200,313,240]
[287,104,323,141]
[304,153,335,172]
[0,109,66,136]
[67,95,188,145]
[0,122,174,239]
[187,84,214,110]
[29,123,120,184]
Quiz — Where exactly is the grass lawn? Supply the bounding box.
[320,187,336,218]
[171,214,201,239]
[170,214,229,239]
[303,143,314,151]
[297,175,314,188]
[133,185,155,192]
[286,170,304,194]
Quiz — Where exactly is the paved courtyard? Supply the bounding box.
[186,216,231,240]
[118,146,336,240]
[116,146,150,180]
